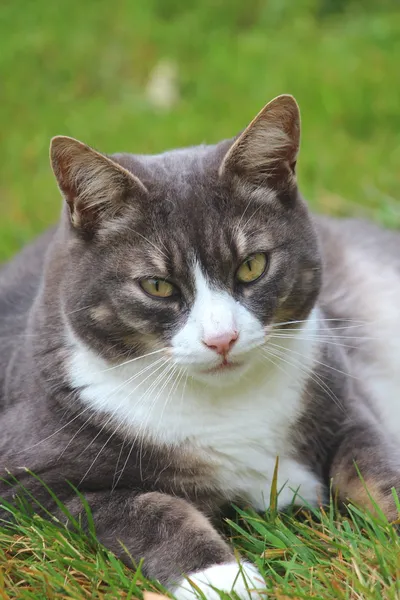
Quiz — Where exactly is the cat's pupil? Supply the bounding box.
[246,260,252,272]
[155,280,160,291]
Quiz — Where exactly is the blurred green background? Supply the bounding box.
[1,0,399,261]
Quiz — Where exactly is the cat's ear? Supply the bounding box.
[219,94,300,188]
[50,136,148,232]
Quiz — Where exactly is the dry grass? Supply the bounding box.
[1,1,400,598]
[0,495,399,599]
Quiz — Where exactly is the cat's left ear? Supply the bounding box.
[50,136,148,233]
[219,94,300,189]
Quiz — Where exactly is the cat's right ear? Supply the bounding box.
[219,94,300,190]
[50,136,148,233]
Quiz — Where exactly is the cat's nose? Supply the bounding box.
[202,331,239,355]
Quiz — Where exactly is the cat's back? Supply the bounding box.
[316,215,400,270]
[316,215,400,438]
[0,229,55,388]
[0,229,54,312]
[316,215,400,313]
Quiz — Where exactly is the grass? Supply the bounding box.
[0,492,399,599]
[1,0,400,259]
[1,0,400,598]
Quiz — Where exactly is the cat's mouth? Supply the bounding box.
[201,359,243,375]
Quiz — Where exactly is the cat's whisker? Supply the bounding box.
[261,347,344,412]
[272,330,380,339]
[177,368,189,434]
[268,333,356,345]
[261,348,339,417]
[263,344,344,409]
[168,357,212,366]
[270,332,364,341]
[267,341,359,380]
[75,357,169,463]
[272,324,369,335]
[268,334,360,350]
[78,429,118,487]
[70,356,168,462]
[111,361,176,490]
[156,366,185,434]
[112,437,128,491]
[241,203,267,233]
[102,355,168,402]
[90,347,168,376]
[125,226,169,259]
[271,317,368,328]
[229,196,257,244]
[56,414,94,461]
[18,403,92,454]
[138,363,180,481]
[64,304,100,316]
[61,342,156,412]
[265,349,345,413]
[270,327,377,337]
[87,354,168,407]
[269,332,380,345]
[143,367,179,464]
[119,359,174,424]
[261,349,303,393]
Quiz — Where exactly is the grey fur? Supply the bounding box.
[1,95,399,591]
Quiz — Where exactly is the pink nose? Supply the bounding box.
[202,331,239,355]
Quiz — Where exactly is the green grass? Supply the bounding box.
[1,492,400,599]
[1,0,400,598]
[1,0,400,259]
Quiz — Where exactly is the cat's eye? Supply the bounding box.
[140,278,177,298]
[236,253,267,284]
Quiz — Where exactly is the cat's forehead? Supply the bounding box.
[109,144,285,280]
[115,196,278,287]
[115,144,279,229]
[115,141,229,179]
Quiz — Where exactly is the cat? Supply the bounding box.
[1,94,400,599]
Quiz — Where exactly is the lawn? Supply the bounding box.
[1,492,399,599]
[1,0,400,598]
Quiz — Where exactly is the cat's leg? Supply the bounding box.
[66,490,265,599]
[330,422,400,520]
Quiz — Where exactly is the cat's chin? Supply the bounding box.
[189,360,250,386]
[201,360,243,375]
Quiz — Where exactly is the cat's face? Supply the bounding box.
[52,95,321,386]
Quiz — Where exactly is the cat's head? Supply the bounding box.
[51,95,321,386]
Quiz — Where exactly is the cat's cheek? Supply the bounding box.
[172,561,266,600]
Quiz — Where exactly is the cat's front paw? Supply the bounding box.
[173,561,266,600]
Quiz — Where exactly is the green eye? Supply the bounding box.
[236,253,267,284]
[140,278,176,298]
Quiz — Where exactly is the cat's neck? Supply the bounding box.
[65,307,322,449]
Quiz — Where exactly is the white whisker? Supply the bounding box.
[267,341,358,380]
[19,404,92,454]
[112,438,128,491]
[269,333,377,345]
[156,366,184,433]
[111,361,175,491]
[90,347,167,375]
[272,317,368,328]
[230,196,257,244]
[262,347,344,412]
[138,363,179,480]
[76,357,168,463]
[125,227,169,259]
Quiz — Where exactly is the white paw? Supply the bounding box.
[173,561,266,600]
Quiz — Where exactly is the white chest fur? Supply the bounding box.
[67,312,322,510]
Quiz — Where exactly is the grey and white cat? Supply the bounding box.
[1,95,400,599]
